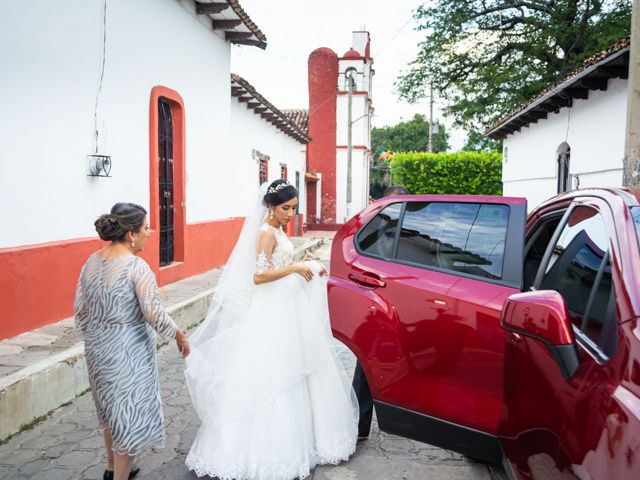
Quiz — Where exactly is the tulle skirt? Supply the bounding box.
[184,261,358,479]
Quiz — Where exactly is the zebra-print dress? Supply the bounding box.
[74,253,178,455]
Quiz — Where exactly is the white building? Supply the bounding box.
[486,38,630,210]
[0,0,308,340]
[230,74,309,233]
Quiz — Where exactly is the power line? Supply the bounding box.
[93,0,108,154]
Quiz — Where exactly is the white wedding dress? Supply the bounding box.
[184,185,358,480]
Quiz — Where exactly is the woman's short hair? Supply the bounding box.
[95,203,147,242]
[263,179,298,207]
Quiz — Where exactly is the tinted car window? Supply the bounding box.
[540,206,615,354]
[357,203,402,258]
[583,258,614,351]
[523,216,562,291]
[396,202,509,280]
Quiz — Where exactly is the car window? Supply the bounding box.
[583,257,615,355]
[523,216,562,291]
[396,202,509,280]
[539,206,616,356]
[356,203,402,258]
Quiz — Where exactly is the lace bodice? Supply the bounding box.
[255,223,294,274]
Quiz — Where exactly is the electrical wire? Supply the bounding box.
[93,0,107,154]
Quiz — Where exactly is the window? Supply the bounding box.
[396,202,509,280]
[259,158,268,185]
[539,206,616,356]
[281,165,288,180]
[557,142,571,193]
[356,203,402,258]
[523,215,563,291]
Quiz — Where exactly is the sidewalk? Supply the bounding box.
[0,236,326,442]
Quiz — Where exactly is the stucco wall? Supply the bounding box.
[0,0,232,248]
[229,100,307,220]
[502,78,627,210]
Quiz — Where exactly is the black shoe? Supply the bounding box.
[103,466,140,480]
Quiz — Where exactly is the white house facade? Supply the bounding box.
[487,39,630,211]
[0,0,311,340]
[229,74,309,232]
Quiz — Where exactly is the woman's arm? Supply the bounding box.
[253,230,313,285]
[132,258,190,357]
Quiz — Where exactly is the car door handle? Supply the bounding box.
[348,272,386,288]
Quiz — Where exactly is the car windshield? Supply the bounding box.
[632,206,640,248]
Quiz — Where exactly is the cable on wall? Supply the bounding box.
[93,0,108,154]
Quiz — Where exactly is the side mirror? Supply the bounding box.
[501,290,579,379]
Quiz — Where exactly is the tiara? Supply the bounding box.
[267,182,292,194]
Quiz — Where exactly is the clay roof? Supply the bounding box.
[195,0,267,49]
[341,48,364,60]
[282,109,309,134]
[486,37,630,139]
[231,74,311,144]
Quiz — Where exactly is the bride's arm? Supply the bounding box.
[253,230,313,285]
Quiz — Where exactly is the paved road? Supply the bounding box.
[0,243,506,480]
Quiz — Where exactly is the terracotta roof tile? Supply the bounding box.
[282,109,309,134]
[231,74,310,143]
[486,37,630,137]
[227,0,267,45]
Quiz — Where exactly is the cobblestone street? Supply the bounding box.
[0,243,506,480]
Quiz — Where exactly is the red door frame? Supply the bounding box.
[148,86,186,273]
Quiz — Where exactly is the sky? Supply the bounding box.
[230,0,467,151]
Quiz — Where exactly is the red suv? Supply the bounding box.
[328,188,640,480]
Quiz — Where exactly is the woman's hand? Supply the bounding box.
[293,262,314,282]
[319,264,328,276]
[175,330,191,358]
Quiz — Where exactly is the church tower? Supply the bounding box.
[306,31,374,226]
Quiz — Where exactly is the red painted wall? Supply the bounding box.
[0,218,244,340]
[0,85,245,341]
[307,48,338,224]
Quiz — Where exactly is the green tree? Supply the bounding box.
[397,1,631,129]
[370,114,450,198]
[463,129,502,152]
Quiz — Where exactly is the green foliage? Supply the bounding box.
[390,151,503,195]
[370,114,450,198]
[396,1,632,129]
[463,129,502,152]
[371,114,449,155]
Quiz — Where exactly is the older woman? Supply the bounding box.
[74,202,190,480]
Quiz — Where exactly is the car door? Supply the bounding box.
[500,197,636,479]
[330,196,527,463]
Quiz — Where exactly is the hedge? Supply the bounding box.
[389,151,503,195]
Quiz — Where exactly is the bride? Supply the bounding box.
[184,179,358,479]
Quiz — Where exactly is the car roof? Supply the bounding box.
[379,194,527,205]
[534,187,640,211]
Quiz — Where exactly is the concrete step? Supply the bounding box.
[0,236,327,441]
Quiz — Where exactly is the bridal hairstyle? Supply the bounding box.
[95,203,147,242]
[262,179,298,207]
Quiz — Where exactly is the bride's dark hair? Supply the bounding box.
[263,179,298,207]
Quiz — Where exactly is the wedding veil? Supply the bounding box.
[184,182,358,430]
[184,182,269,420]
